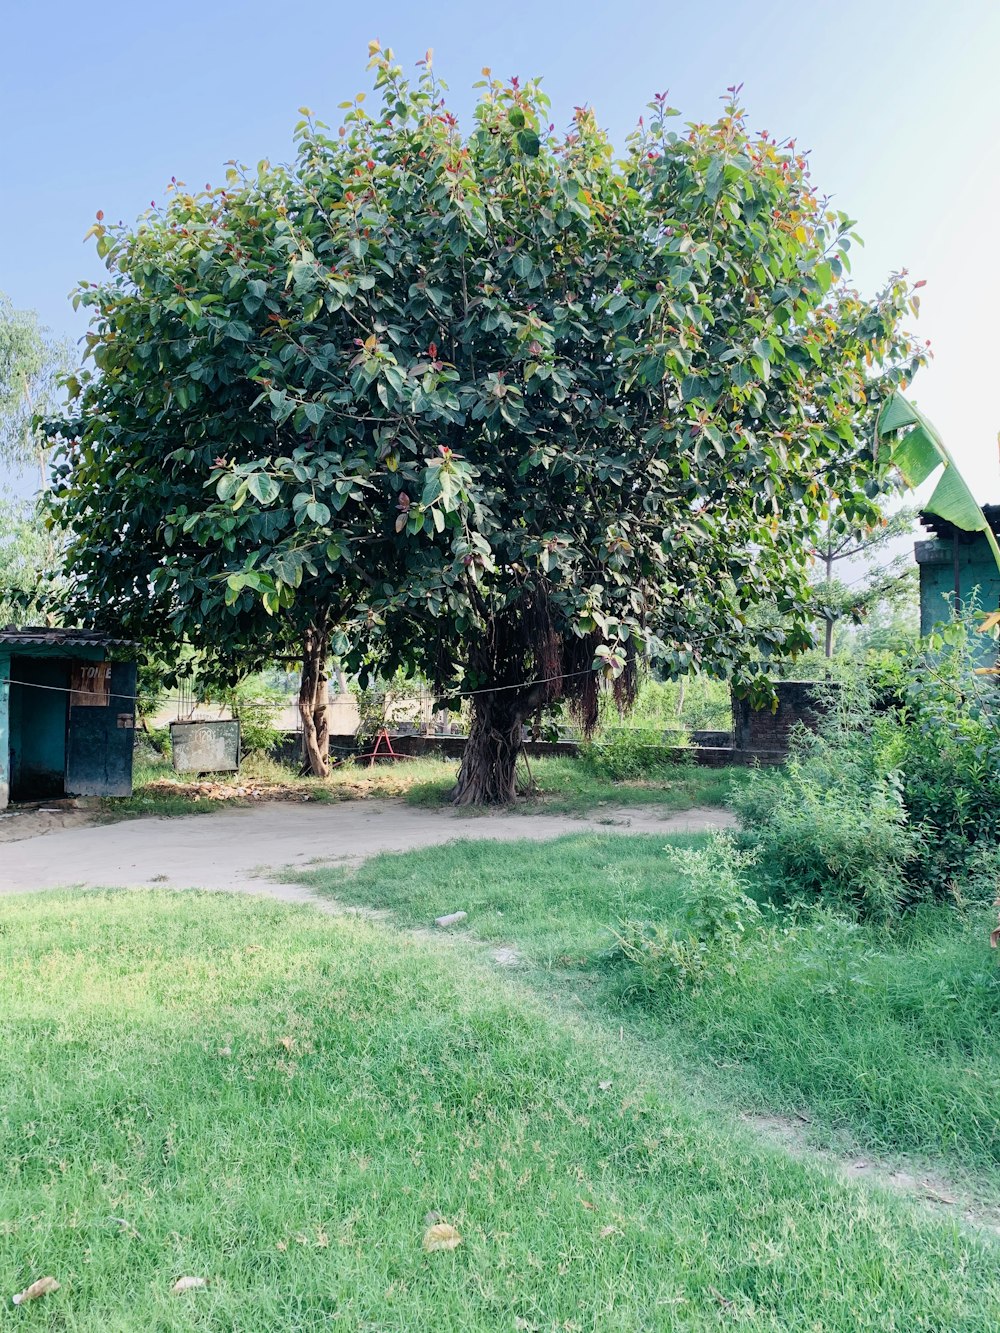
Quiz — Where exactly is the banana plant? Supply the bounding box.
[877,391,1000,638]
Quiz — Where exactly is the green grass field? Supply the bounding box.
[108,753,742,820]
[301,833,1000,1189]
[2,890,999,1330]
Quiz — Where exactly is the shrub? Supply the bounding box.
[887,616,1000,900]
[580,727,687,781]
[221,677,286,757]
[611,834,760,993]
[731,719,920,919]
[733,614,1000,916]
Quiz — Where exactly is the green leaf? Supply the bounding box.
[508,107,526,129]
[878,392,920,433]
[247,473,280,505]
[306,500,332,525]
[512,252,533,280]
[925,465,989,533]
[515,130,540,157]
[890,423,942,488]
[226,320,253,342]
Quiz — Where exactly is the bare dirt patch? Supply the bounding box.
[0,799,734,897]
[0,801,99,844]
[742,1113,1000,1235]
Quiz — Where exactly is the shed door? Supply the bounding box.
[8,657,70,801]
[65,661,137,797]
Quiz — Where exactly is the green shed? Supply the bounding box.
[0,628,136,810]
[915,507,1000,667]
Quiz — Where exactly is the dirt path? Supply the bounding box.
[0,800,734,901]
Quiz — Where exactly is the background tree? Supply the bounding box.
[0,293,73,625]
[1,291,73,489]
[811,500,917,657]
[48,51,923,801]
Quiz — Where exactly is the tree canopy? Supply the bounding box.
[48,50,923,800]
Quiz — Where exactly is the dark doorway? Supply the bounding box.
[9,656,70,801]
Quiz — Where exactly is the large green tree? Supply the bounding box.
[48,51,922,800]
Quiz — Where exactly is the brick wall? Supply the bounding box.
[733,681,831,755]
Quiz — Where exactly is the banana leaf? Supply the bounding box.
[876,392,1000,576]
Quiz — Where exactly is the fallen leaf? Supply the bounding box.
[12,1276,60,1305]
[217,1046,232,1057]
[578,1198,596,1211]
[171,1276,209,1294]
[423,1222,462,1252]
[278,1036,295,1052]
[598,1080,613,1092]
[598,1224,622,1239]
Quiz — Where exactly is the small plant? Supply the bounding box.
[611,834,760,993]
[219,676,286,757]
[580,728,687,781]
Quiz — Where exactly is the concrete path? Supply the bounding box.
[0,800,734,902]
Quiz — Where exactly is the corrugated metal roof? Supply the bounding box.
[0,626,135,649]
[920,506,1000,543]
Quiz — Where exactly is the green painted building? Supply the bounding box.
[0,628,136,810]
[915,507,1000,665]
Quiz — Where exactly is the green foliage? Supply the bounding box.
[579,676,731,779]
[0,495,53,623]
[734,617,1000,914]
[47,55,923,756]
[601,675,732,732]
[731,690,921,919]
[878,392,1000,576]
[212,675,286,755]
[580,727,687,780]
[611,835,761,992]
[878,612,1000,899]
[809,502,918,655]
[353,668,427,742]
[135,659,168,724]
[0,290,73,482]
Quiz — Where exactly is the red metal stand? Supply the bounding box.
[366,728,402,767]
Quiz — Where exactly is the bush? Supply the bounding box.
[580,727,687,780]
[143,724,172,757]
[611,834,760,993]
[731,689,921,919]
[733,615,1000,916]
[219,676,286,757]
[883,616,1000,900]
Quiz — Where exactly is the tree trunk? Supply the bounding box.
[452,693,525,806]
[824,617,834,659]
[299,625,330,777]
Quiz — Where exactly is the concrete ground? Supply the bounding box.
[0,800,734,903]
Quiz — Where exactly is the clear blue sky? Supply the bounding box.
[3,0,999,496]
